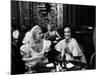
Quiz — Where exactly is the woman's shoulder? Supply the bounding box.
[42,39,51,51]
[71,38,77,42]
[57,39,66,45]
[43,39,51,45]
[70,38,78,45]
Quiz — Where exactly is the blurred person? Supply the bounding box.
[11,29,25,74]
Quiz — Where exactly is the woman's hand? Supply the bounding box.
[65,47,72,56]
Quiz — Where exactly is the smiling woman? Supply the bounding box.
[55,27,86,63]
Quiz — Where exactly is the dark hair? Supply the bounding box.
[64,27,71,31]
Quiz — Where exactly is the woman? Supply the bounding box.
[44,24,61,63]
[20,25,51,73]
[55,27,87,69]
[44,24,61,42]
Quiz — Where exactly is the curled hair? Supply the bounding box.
[30,25,42,41]
[22,25,42,46]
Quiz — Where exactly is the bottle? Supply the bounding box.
[63,54,66,69]
[56,63,60,72]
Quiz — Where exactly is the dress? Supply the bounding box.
[44,31,58,42]
[44,31,61,63]
[20,39,51,67]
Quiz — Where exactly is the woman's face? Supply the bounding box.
[36,30,43,40]
[64,27,71,40]
[47,25,51,31]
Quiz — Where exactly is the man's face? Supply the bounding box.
[64,28,71,40]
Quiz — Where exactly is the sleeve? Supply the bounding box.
[55,41,62,52]
[44,40,51,52]
[20,44,30,57]
[55,41,65,57]
[72,39,86,63]
[72,39,82,56]
[22,31,31,44]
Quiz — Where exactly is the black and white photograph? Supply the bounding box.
[11,0,96,74]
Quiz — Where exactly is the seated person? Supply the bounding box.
[44,24,61,43]
[12,30,25,74]
[20,25,51,73]
[55,27,86,68]
[44,24,61,63]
